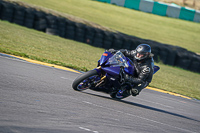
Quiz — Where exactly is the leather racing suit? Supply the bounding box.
[109,49,154,96]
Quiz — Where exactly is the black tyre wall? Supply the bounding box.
[122,37,132,50]
[0,2,14,22]
[34,12,48,31]
[75,23,86,43]
[24,8,35,28]
[102,31,113,49]
[151,44,161,62]
[164,45,178,66]
[57,17,67,37]
[174,49,193,70]
[0,2,1,17]
[85,26,95,45]
[45,15,59,36]
[188,55,200,73]
[45,28,59,35]
[13,6,25,26]
[130,38,141,50]
[158,45,170,64]
[93,30,104,47]
[112,34,124,49]
[65,20,76,40]
[46,15,58,29]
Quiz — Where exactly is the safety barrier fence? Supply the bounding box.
[97,0,200,22]
[0,0,200,73]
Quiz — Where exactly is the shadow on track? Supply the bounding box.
[82,91,200,123]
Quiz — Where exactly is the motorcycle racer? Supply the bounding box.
[108,44,154,97]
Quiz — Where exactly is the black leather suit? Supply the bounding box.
[109,49,154,96]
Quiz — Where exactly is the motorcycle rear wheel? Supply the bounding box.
[110,83,131,99]
[72,70,99,91]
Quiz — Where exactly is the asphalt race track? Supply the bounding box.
[0,55,200,133]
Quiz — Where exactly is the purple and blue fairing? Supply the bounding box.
[95,51,160,76]
[153,65,160,74]
[95,51,134,76]
[99,51,113,66]
[95,52,121,76]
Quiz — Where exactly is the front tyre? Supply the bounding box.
[72,70,99,91]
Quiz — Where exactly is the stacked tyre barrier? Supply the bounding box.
[0,0,200,73]
[97,0,200,23]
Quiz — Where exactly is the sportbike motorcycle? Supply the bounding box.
[72,50,160,99]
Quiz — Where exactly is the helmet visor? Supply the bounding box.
[135,52,149,60]
[136,53,146,59]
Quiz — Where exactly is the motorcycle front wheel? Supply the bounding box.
[72,70,100,91]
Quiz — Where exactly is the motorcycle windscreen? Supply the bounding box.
[99,52,112,66]
[124,57,135,75]
[105,51,129,67]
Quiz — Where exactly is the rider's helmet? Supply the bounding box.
[134,44,151,61]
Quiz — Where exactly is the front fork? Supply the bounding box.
[93,66,107,87]
[94,66,124,92]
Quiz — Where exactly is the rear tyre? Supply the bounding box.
[72,70,99,91]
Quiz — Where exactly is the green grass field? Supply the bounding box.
[0,21,199,99]
[16,0,200,54]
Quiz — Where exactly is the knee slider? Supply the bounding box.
[130,88,139,96]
